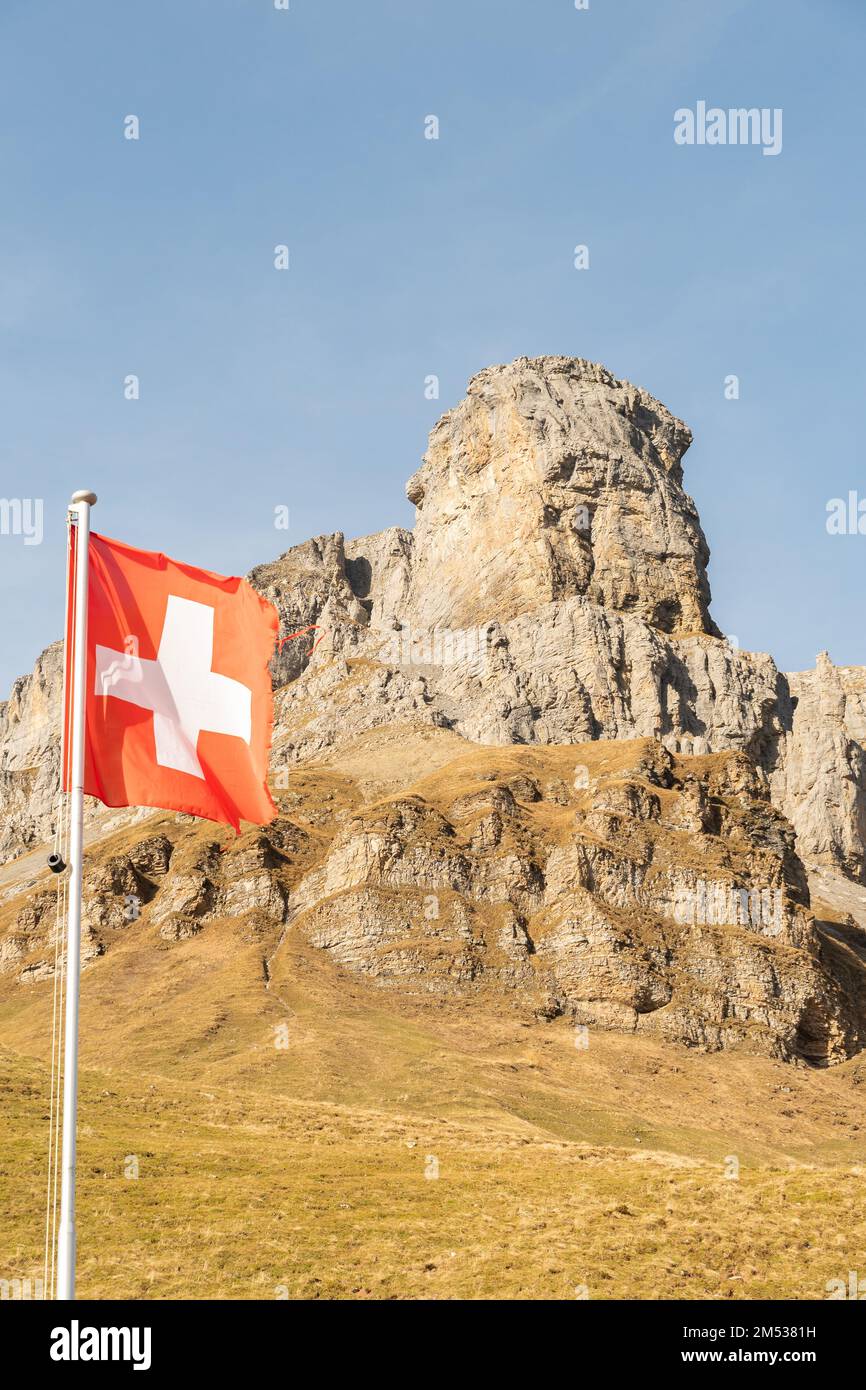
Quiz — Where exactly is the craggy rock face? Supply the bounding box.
[1,356,865,1065]
[278,739,864,1066]
[0,641,64,863]
[776,654,866,881]
[3,356,862,881]
[404,358,717,637]
[2,737,863,1066]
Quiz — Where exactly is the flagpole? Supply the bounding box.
[56,488,97,1302]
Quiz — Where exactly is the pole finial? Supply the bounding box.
[70,490,97,506]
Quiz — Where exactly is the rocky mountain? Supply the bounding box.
[2,356,865,1065]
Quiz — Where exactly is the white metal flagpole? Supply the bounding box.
[56,488,97,1301]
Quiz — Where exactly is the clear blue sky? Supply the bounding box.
[1,0,864,695]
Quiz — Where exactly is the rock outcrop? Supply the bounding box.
[773,653,866,882]
[1,355,865,1062]
[4,732,865,1065]
[0,641,64,863]
[403,358,717,636]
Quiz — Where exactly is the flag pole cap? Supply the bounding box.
[70,490,97,506]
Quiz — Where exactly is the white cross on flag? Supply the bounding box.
[64,531,279,830]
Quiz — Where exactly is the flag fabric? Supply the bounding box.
[63,530,279,830]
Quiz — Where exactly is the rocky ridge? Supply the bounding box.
[2,356,865,1063]
[4,729,866,1066]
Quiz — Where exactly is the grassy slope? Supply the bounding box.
[3,920,866,1300]
[2,729,866,1300]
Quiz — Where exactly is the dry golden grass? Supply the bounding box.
[3,917,866,1300]
[3,1032,866,1300]
[2,729,866,1300]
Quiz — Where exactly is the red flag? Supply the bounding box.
[63,530,278,830]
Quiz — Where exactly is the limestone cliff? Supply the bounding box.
[2,356,865,1063]
[404,357,717,636]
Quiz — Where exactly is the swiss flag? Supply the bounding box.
[63,531,279,831]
